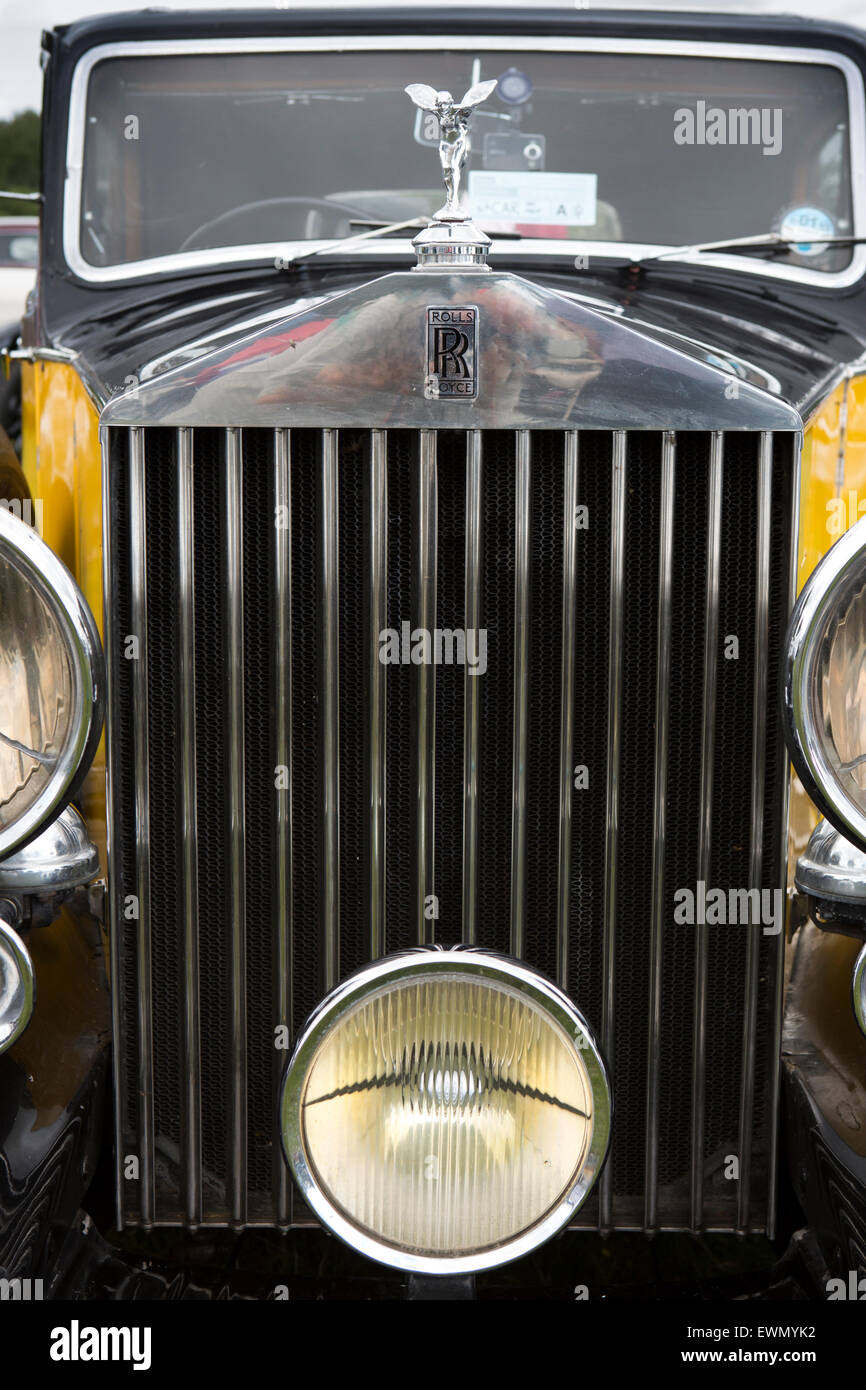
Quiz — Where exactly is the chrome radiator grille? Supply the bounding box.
[104,424,797,1233]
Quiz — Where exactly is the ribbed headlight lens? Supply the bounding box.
[0,916,34,1054]
[281,950,610,1273]
[0,510,103,857]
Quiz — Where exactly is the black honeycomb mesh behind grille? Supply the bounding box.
[434,433,467,947]
[384,432,416,951]
[241,429,278,1212]
[289,431,322,1037]
[704,436,759,1214]
[337,430,369,980]
[611,434,663,1207]
[108,433,139,1165]
[657,435,711,1220]
[524,432,565,985]
[476,431,516,956]
[192,430,230,1205]
[143,429,182,1208]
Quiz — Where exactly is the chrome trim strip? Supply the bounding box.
[100,425,123,1229]
[321,429,340,987]
[65,39,866,292]
[416,430,437,946]
[767,429,802,1238]
[690,430,723,1231]
[225,427,247,1228]
[645,432,676,1230]
[510,431,531,959]
[274,427,292,1226]
[600,430,627,1232]
[854,941,866,1039]
[176,427,201,1228]
[738,432,773,1233]
[369,429,387,959]
[462,431,483,945]
[128,426,155,1228]
[556,432,579,990]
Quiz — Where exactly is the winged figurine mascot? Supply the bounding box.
[405,79,498,219]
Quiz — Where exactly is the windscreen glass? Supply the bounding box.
[78,49,854,271]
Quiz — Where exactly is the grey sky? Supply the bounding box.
[2,0,866,120]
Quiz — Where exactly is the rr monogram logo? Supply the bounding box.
[433,326,471,379]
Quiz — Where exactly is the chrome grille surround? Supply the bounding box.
[101,266,802,1235]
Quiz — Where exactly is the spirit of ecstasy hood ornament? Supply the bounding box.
[405,80,497,221]
[405,78,498,269]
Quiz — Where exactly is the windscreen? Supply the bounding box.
[78,48,855,272]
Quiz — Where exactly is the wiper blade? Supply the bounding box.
[283,216,430,268]
[637,232,866,265]
[283,215,523,269]
[349,217,523,239]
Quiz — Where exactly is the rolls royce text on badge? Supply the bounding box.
[0,2,865,1309]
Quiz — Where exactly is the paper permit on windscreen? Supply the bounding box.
[467,171,598,226]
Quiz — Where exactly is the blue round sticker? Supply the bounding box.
[497,67,533,105]
[779,206,835,256]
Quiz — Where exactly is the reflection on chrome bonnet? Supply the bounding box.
[101,269,801,433]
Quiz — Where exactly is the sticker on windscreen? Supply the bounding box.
[778,206,836,256]
[467,170,597,227]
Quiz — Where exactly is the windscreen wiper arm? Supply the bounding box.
[283,216,430,269]
[284,215,522,269]
[636,232,866,265]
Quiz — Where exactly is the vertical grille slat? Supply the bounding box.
[177,426,201,1229]
[415,430,437,945]
[225,428,247,1228]
[690,430,723,1230]
[556,433,579,991]
[645,431,676,1230]
[509,430,531,958]
[368,430,388,960]
[128,425,155,1229]
[766,433,801,1238]
[321,429,340,991]
[462,431,483,945]
[737,431,774,1231]
[273,427,291,1225]
[109,421,795,1234]
[599,429,627,1232]
[101,421,125,1231]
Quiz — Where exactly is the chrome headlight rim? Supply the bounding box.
[854,942,866,1038]
[280,947,612,1276]
[0,508,104,859]
[783,516,866,850]
[0,915,35,1054]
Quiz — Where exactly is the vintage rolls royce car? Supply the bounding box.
[2,3,866,1300]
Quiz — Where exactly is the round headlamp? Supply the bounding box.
[0,916,34,1054]
[0,509,103,857]
[782,515,866,850]
[281,949,611,1274]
